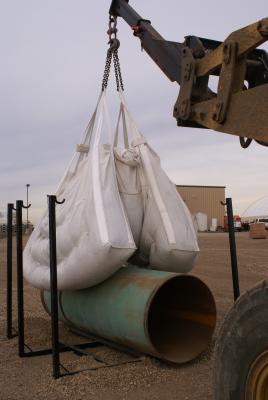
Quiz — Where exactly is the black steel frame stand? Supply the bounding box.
[47,195,143,377]
[6,203,16,339]
[12,194,142,379]
[221,198,240,301]
[48,195,108,378]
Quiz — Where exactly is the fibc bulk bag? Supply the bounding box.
[23,91,136,290]
[117,92,199,273]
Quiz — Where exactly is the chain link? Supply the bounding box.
[101,16,124,92]
[107,15,118,42]
[113,49,124,91]
[101,48,113,92]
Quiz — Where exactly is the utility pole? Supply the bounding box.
[26,184,30,229]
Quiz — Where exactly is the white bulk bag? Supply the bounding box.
[118,92,199,273]
[23,91,136,290]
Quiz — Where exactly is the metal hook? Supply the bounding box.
[55,198,65,205]
[108,38,120,51]
[22,203,31,209]
[47,195,65,205]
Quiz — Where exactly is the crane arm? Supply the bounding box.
[110,0,268,144]
[110,0,183,85]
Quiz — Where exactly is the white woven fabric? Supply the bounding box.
[24,90,199,290]
[117,91,199,273]
[23,91,136,290]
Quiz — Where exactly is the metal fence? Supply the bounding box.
[0,223,34,237]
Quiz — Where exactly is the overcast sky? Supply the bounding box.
[1,0,267,223]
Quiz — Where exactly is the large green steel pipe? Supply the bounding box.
[42,266,216,363]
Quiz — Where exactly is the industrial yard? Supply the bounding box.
[0,232,267,400]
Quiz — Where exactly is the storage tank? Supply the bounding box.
[195,212,208,232]
[210,218,218,232]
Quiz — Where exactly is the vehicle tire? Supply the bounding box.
[213,280,268,400]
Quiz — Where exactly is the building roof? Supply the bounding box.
[176,185,226,189]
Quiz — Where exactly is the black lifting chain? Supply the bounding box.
[101,16,124,92]
[113,49,124,92]
[101,48,113,91]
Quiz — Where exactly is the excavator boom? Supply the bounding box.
[110,0,268,145]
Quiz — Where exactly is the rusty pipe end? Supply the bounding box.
[146,275,216,364]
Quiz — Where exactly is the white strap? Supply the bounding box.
[56,92,105,194]
[83,90,113,148]
[80,91,104,147]
[102,92,113,145]
[121,107,129,147]
[140,145,176,245]
[92,93,105,149]
[91,91,109,244]
[114,104,129,148]
[118,90,143,141]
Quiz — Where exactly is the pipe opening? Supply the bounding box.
[147,275,216,363]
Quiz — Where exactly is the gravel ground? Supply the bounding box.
[0,232,268,400]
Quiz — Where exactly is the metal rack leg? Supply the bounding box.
[6,203,14,339]
[48,195,65,379]
[16,200,25,357]
[226,198,240,301]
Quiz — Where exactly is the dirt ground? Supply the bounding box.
[0,232,268,400]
